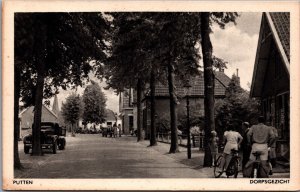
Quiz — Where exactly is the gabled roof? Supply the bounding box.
[19,105,58,118]
[147,71,230,97]
[105,109,117,121]
[269,12,290,62]
[250,12,290,97]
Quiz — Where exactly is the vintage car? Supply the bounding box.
[23,122,66,154]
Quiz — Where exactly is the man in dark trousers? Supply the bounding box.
[241,122,251,169]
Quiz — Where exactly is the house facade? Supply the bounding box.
[142,71,231,138]
[102,109,121,128]
[78,109,121,130]
[19,105,58,138]
[250,12,290,160]
[119,88,135,134]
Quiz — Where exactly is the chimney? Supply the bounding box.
[236,68,240,86]
[219,67,224,73]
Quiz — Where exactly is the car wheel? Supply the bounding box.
[58,143,63,150]
[58,139,66,150]
[53,141,57,154]
[24,146,30,154]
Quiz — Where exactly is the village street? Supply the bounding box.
[15,134,289,179]
[16,134,213,178]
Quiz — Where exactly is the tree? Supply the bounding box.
[149,69,157,146]
[15,13,108,158]
[215,75,261,141]
[152,13,201,153]
[111,13,150,142]
[61,94,82,136]
[104,13,165,143]
[201,12,215,167]
[82,81,107,125]
[201,12,239,166]
[106,13,202,151]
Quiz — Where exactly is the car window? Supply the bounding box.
[41,126,53,129]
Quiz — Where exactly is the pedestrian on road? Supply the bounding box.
[241,122,251,169]
[244,116,275,177]
[209,130,219,167]
[118,124,122,137]
[113,123,118,138]
[218,123,243,173]
[108,125,113,137]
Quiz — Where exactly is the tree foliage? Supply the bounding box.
[201,12,239,166]
[15,12,108,157]
[61,93,82,136]
[16,13,108,107]
[82,80,107,125]
[105,13,202,147]
[177,104,204,134]
[215,74,261,140]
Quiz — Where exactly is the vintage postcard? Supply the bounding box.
[2,0,300,190]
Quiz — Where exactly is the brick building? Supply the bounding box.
[142,71,231,138]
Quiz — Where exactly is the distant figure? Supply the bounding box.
[209,130,219,167]
[118,124,122,137]
[241,122,251,169]
[108,125,113,137]
[113,123,118,138]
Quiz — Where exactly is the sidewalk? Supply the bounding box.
[137,139,290,178]
[137,139,213,175]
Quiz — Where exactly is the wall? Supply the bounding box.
[19,106,58,138]
[152,97,205,122]
[121,109,133,134]
[142,97,217,138]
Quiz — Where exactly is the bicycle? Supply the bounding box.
[214,149,240,178]
[251,151,270,178]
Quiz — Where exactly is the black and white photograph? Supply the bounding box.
[2,1,300,190]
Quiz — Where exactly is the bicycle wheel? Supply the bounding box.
[233,159,239,178]
[214,155,223,178]
[253,165,258,178]
[226,158,238,177]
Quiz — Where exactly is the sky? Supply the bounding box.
[211,12,262,89]
[53,12,262,114]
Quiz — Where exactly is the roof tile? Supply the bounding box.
[152,71,230,97]
[269,12,290,62]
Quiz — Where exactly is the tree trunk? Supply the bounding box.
[71,123,75,137]
[32,65,45,155]
[201,12,215,167]
[14,62,22,169]
[168,63,179,153]
[32,19,47,156]
[136,78,143,141]
[150,70,157,146]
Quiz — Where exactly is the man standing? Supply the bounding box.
[118,124,122,137]
[247,116,275,161]
[269,124,278,167]
[113,123,117,138]
[241,122,251,169]
[245,116,275,177]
